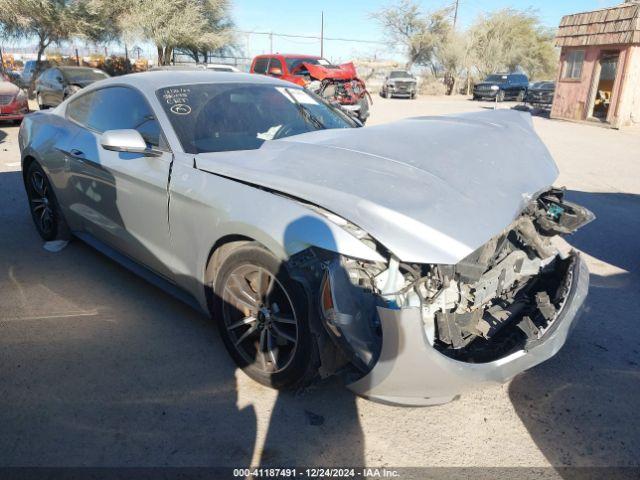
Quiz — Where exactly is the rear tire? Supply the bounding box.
[516,90,526,102]
[25,161,69,242]
[212,244,319,389]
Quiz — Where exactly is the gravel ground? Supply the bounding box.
[0,96,638,471]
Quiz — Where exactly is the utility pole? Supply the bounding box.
[320,11,324,58]
[453,0,460,28]
[269,32,273,54]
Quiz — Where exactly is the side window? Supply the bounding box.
[85,87,162,147]
[67,91,96,125]
[50,69,61,84]
[268,58,283,76]
[253,58,269,74]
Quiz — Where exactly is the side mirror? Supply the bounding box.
[101,129,160,156]
[268,66,283,76]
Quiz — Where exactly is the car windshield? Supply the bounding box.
[62,68,108,82]
[389,71,411,78]
[285,57,334,71]
[485,75,508,83]
[157,83,358,154]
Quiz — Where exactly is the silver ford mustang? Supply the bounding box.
[19,71,594,406]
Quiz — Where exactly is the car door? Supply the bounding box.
[50,69,67,106]
[37,69,51,104]
[63,86,175,279]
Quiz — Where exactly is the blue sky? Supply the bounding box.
[233,0,621,62]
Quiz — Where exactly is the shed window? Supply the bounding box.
[563,50,585,80]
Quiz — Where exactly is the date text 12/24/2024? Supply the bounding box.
[233,468,401,478]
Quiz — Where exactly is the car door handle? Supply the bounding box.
[69,149,85,159]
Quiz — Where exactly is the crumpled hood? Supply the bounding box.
[195,110,558,265]
[0,81,19,96]
[303,62,358,81]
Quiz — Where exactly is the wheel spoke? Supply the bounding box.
[229,273,260,306]
[272,314,296,325]
[271,323,296,344]
[227,315,257,331]
[267,331,279,368]
[259,328,268,368]
[234,323,258,347]
[31,173,44,196]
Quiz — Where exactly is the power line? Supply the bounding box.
[233,29,395,46]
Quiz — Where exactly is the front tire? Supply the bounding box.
[25,161,68,241]
[496,90,506,102]
[212,244,318,389]
[36,93,46,110]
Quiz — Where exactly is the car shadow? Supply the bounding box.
[0,166,365,467]
[0,128,8,144]
[509,191,640,469]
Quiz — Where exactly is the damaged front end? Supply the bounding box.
[291,189,594,406]
[298,62,371,122]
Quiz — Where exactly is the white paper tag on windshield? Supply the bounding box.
[276,87,318,105]
[257,125,282,140]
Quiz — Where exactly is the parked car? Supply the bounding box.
[0,74,29,123]
[19,71,593,406]
[35,66,109,109]
[526,81,556,109]
[473,73,529,102]
[199,64,240,72]
[380,70,417,99]
[250,54,370,123]
[19,60,52,88]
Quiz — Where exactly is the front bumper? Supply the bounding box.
[348,255,589,406]
[474,89,499,98]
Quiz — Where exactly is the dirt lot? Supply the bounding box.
[1,96,639,471]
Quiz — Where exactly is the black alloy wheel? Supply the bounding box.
[25,162,60,241]
[213,245,318,389]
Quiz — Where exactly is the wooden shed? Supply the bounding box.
[551,0,640,128]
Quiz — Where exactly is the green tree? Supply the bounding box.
[469,9,558,80]
[175,0,234,64]
[93,0,233,66]
[0,0,94,85]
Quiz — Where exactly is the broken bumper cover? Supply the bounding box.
[347,255,589,406]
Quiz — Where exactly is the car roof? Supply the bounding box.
[82,70,289,92]
[57,66,102,71]
[255,53,321,59]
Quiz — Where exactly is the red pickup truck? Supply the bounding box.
[250,54,370,123]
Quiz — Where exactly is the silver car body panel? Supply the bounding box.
[349,256,589,406]
[18,72,587,405]
[195,109,559,264]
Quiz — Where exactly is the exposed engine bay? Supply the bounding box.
[288,188,594,376]
[296,62,370,121]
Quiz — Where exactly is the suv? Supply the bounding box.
[473,73,529,102]
[380,70,417,99]
[19,60,52,88]
[250,54,370,123]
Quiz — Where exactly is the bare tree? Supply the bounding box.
[371,0,451,71]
